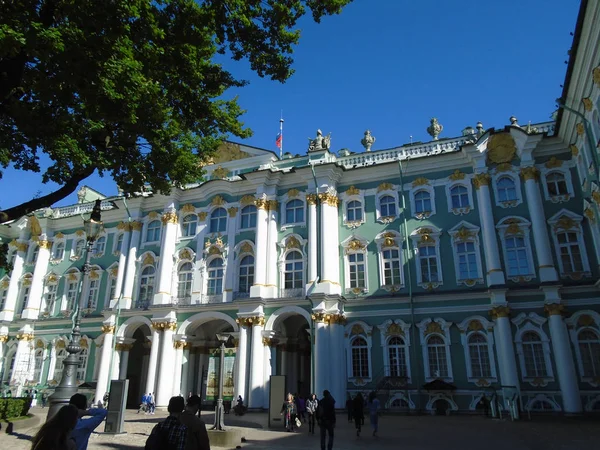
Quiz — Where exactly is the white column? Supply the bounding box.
[155,210,179,304]
[191,221,208,304]
[248,318,265,408]
[262,343,271,408]
[265,205,279,298]
[22,240,51,320]
[111,350,121,381]
[155,323,176,406]
[119,346,130,380]
[122,223,142,309]
[11,333,34,393]
[545,303,582,413]
[521,169,558,282]
[473,175,505,286]
[317,195,341,295]
[196,350,205,396]
[94,327,115,402]
[145,328,161,397]
[250,202,269,298]
[187,350,197,395]
[314,317,329,397]
[234,324,248,401]
[47,345,57,384]
[307,195,318,288]
[0,336,6,376]
[112,226,132,307]
[490,307,519,390]
[172,341,184,396]
[224,209,238,302]
[180,345,191,397]
[329,319,345,405]
[0,241,27,321]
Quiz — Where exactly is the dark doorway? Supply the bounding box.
[125,327,150,408]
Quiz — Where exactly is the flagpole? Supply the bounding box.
[279,115,284,159]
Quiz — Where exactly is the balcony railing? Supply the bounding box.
[280,288,304,298]
[52,200,117,219]
[233,291,250,300]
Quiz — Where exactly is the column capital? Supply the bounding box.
[544,303,567,317]
[130,220,143,231]
[317,192,340,207]
[174,340,186,350]
[101,324,116,334]
[16,332,35,341]
[115,343,133,351]
[306,194,317,205]
[520,166,540,181]
[37,240,52,250]
[236,316,265,327]
[161,211,179,225]
[152,321,178,331]
[472,173,491,189]
[262,337,279,347]
[0,334,9,343]
[489,306,510,320]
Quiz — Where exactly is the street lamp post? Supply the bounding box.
[212,333,230,431]
[47,200,104,419]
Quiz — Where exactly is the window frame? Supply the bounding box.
[566,311,600,385]
[51,240,65,262]
[512,312,554,385]
[284,199,305,225]
[239,205,258,230]
[457,316,497,383]
[113,232,124,256]
[341,236,369,294]
[206,256,225,296]
[548,211,591,280]
[209,207,228,234]
[445,178,474,216]
[136,264,156,308]
[345,321,373,385]
[145,219,162,243]
[496,216,536,282]
[377,319,412,382]
[375,185,399,224]
[71,238,86,261]
[410,227,443,289]
[92,235,106,257]
[375,231,404,291]
[177,261,194,302]
[409,185,436,219]
[237,254,255,296]
[491,172,523,208]
[417,318,454,382]
[540,166,574,203]
[181,214,198,238]
[448,222,484,286]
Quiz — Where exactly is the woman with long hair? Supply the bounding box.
[31,404,79,450]
[305,393,318,434]
[368,391,381,437]
[280,392,297,432]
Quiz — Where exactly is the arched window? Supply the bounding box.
[207,258,224,295]
[414,190,432,213]
[546,172,568,196]
[240,205,257,229]
[497,176,517,202]
[388,336,407,378]
[86,279,100,309]
[65,277,79,311]
[284,251,303,289]
[33,349,44,383]
[238,255,254,294]
[73,239,85,259]
[182,214,198,237]
[346,200,363,222]
[137,266,155,308]
[177,262,193,301]
[285,199,304,224]
[210,208,227,233]
[578,329,600,377]
[93,236,106,255]
[77,347,88,381]
[522,332,548,378]
[380,195,396,217]
[556,231,584,273]
[418,245,439,282]
[450,185,469,209]
[54,348,67,380]
[146,220,161,242]
[351,337,369,378]
[468,333,492,378]
[505,236,530,276]
[382,248,401,286]
[53,242,65,260]
[427,335,448,378]
[456,241,478,280]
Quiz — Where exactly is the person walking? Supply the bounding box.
[69,394,108,450]
[138,393,149,414]
[30,404,79,450]
[345,394,353,422]
[352,393,364,438]
[368,392,380,437]
[317,390,336,450]
[306,393,318,434]
[148,393,156,414]
[280,393,297,432]
[146,396,187,450]
[178,395,211,450]
[297,395,306,423]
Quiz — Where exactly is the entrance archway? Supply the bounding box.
[125,325,151,408]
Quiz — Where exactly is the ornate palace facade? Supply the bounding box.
[1,0,600,415]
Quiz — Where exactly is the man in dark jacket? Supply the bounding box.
[317,390,336,450]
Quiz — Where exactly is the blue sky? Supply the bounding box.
[1,0,578,210]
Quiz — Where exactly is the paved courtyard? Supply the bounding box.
[1,407,599,450]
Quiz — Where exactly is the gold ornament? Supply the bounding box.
[240,242,254,254]
[0,335,9,343]
[255,198,268,210]
[486,133,516,164]
[285,236,301,250]
[101,325,116,334]
[592,191,600,206]
[240,195,256,206]
[161,211,178,224]
[117,221,130,231]
[347,239,365,252]
[554,216,576,231]
[142,254,155,266]
[577,314,595,327]
[179,249,192,260]
[75,229,85,236]
[489,306,510,319]
[545,157,563,169]
[17,333,35,341]
[29,215,42,237]
[495,162,513,172]
[544,303,566,317]
[211,195,226,206]
[576,123,584,135]
[454,227,476,241]
[38,240,52,250]
[212,166,229,179]
[318,193,339,207]
[346,185,360,196]
[448,170,466,181]
[593,66,600,86]
[584,207,595,223]
[582,98,592,111]
[412,177,429,187]
[570,144,579,157]
[472,173,491,189]
[520,166,539,181]
[424,321,442,336]
[227,207,238,217]
[386,323,404,336]
[306,194,317,205]
[181,204,196,213]
[198,211,208,221]
[267,200,279,211]
[148,211,159,219]
[467,320,483,331]
[131,221,143,231]
[287,188,300,198]
[55,232,65,239]
[377,182,393,192]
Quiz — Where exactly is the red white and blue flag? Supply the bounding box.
[275,132,283,149]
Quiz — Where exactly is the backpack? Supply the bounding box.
[145,422,171,450]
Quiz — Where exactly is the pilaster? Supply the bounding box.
[155,207,179,304]
[314,192,342,295]
[112,222,132,308]
[233,321,249,402]
[94,322,116,403]
[0,239,28,321]
[250,198,276,298]
[244,315,265,408]
[121,221,142,309]
[154,320,178,406]
[306,194,318,291]
[145,327,161,397]
[223,207,239,302]
[488,292,519,395]
[22,238,52,320]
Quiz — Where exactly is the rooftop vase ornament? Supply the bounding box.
[308,129,331,152]
[427,118,443,140]
[46,200,103,420]
[360,130,376,152]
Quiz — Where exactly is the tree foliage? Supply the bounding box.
[0,0,352,222]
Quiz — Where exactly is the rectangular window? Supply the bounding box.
[66,282,78,310]
[86,279,99,309]
[348,253,366,288]
[505,236,530,276]
[427,344,448,377]
[389,346,407,377]
[419,245,438,282]
[557,232,584,273]
[456,242,478,280]
[18,286,30,314]
[109,277,117,301]
[352,346,369,378]
[382,249,401,285]
[0,289,7,310]
[45,284,57,313]
[523,342,548,377]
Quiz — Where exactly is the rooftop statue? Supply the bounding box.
[360,130,376,152]
[426,118,443,140]
[308,129,331,152]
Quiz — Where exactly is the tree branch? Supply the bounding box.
[0,166,95,223]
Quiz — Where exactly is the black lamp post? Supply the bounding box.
[211,333,230,431]
[47,200,104,419]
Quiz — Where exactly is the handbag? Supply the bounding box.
[295,417,302,428]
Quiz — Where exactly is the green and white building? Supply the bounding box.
[1,0,600,415]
